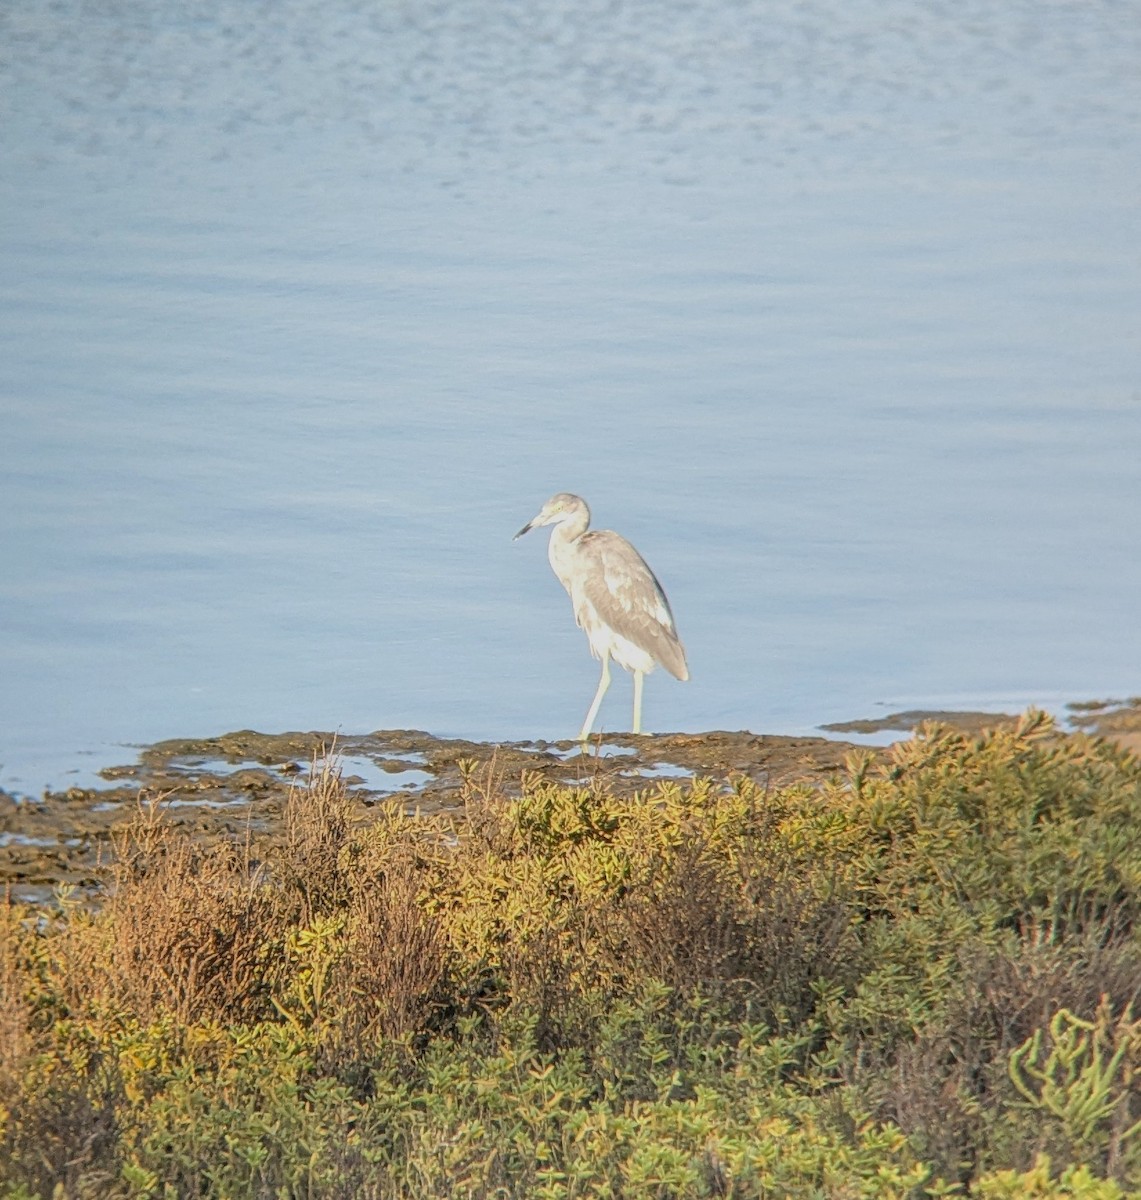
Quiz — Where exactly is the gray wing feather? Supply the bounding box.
[577,531,689,680]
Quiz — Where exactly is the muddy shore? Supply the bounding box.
[3,700,1138,903]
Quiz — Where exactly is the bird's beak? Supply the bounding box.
[513,520,534,541]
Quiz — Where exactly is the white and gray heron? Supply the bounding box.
[514,493,689,740]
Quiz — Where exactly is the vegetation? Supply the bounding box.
[2,712,1141,1198]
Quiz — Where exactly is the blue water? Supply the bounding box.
[2,0,1140,795]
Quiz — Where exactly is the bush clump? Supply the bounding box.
[2,712,1140,1197]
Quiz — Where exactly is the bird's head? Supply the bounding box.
[513,493,589,540]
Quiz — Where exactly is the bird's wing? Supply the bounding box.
[576,531,689,680]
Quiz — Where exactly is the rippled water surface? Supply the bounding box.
[2,0,1140,792]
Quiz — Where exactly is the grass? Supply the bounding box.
[2,712,1141,1197]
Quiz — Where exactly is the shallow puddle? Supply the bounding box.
[337,757,433,794]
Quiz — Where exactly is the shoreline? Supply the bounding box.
[2,701,1138,903]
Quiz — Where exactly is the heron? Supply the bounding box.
[514,493,689,740]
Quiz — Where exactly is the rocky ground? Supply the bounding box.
[3,699,1138,903]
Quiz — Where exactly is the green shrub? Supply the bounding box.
[974,1155,1140,1199]
[831,714,1141,1186]
[2,715,1140,1197]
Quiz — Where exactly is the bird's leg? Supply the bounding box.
[632,669,644,735]
[579,652,611,741]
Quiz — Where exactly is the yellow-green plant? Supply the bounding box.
[270,915,347,1034]
[1010,999,1141,1173]
[974,1154,1140,1199]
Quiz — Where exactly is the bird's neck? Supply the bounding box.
[547,516,588,593]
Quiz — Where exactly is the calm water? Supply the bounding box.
[2,0,1140,794]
